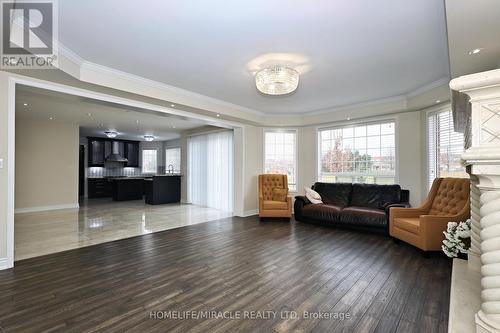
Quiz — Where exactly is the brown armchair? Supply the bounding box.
[259,174,292,220]
[390,177,470,252]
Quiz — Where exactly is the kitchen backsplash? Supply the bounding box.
[88,166,167,178]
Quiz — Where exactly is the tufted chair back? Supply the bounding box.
[428,178,470,216]
[259,174,288,201]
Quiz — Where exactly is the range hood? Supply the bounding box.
[105,141,128,163]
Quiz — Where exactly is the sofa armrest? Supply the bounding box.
[385,203,410,215]
[294,195,311,205]
[294,196,310,221]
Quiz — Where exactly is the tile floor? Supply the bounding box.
[14,198,233,261]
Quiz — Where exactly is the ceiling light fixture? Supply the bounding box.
[23,103,28,106]
[144,135,155,142]
[469,48,482,55]
[171,104,175,107]
[255,66,299,95]
[216,114,220,117]
[87,113,92,117]
[104,131,118,138]
[435,99,441,103]
[48,117,54,120]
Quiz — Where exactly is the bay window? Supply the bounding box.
[318,121,396,184]
[264,130,297,191]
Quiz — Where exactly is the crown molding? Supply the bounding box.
[303,95,407,117]
[405,77,450,98]
[53,41,451,125]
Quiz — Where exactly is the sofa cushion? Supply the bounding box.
[302,204,343,222]
[263,200,288,210]
[339,206,387,227]
[312,182,352,207]
[393,217,420,235]
[350,184,401,209]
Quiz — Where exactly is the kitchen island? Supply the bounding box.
[88,175,182,203]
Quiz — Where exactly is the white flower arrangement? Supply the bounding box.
[442,219,471,258]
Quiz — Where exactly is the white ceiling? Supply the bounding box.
[445,0,500,78]
[15,86,209,141]
[58,0,450,115]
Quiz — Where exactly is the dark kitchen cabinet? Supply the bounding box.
[88,138,105,166]
[124,142,139,167]
[88,178,112,198]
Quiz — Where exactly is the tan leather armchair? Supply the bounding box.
[259,174,292,220]
[390,177,470,252]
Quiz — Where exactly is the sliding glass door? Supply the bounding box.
[188,130,234,212]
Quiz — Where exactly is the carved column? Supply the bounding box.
[468,175,482,272]
[477,189,500,332]
[451,68,500,333]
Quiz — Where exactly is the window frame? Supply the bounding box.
[141,149,158,174]
[316,119,398,185]
[165,147,181,173]
[426,107,467,189]
[263,128,298,192]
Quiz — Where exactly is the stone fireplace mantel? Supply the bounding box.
[449,68,500,333]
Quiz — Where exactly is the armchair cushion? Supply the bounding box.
[393,217,420,235]
[263,200,288,210]
[429,178,470,216]
[272,188,288,202]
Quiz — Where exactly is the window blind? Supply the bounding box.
[427,110,468,188]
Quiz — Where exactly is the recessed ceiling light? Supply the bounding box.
[347,117,351,121]
[144,135,155,142]
[135,120,139,124]
[435,99,441,103]
[87,113,92,117]
[468,48,482,55]
[104,131,118,138]
[171,104,175,107]
[48,117,54,120]
[23,103,28,106]
[216,114,220,117]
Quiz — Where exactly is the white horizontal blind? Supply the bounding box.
[427,109,468,188]
[317,121,396,184]
[264,130,297,191]
[142,149,157,173]
[165,148,181,173]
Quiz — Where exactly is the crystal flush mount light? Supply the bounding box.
[144,135,155,142]
[255,66,299,95]
[104,131,118,138]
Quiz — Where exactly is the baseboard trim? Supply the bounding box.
[237,209,258,217]
[15,203,80,214]
[0,258,10,270]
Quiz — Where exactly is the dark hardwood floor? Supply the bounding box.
[0,216,451,333]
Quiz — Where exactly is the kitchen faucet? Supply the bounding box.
[167,164,174,173]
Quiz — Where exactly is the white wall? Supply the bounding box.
[15,118,80,211]
[235,111,427,213]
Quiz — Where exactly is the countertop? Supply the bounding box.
[88,174,182,180]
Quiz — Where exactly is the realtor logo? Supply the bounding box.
[1,0,58,68]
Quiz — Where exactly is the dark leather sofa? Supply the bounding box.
[295,182,410,233]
